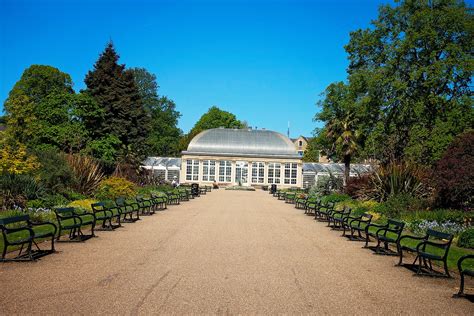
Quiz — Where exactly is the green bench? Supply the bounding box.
[342,212,373,240]
[91,202,121,230]
[365,219,405,255]
[0,215,56,262]
[455,255,474,298]
[54,207,96,241]
[398,229,453,277]
[115,197,140,222]
[136,195,154,216]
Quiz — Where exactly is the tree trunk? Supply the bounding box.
[344,154,351,192]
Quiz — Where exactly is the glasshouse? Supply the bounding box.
[142,128,372,188]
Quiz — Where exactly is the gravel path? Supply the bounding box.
[0,190,472,314]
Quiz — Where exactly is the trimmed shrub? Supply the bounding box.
[95,177,136,200]
[26,194,69,209]
[433,130,474,210]
[457,228,474,249]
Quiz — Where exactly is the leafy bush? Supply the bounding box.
[66,154,104,195]
[26,194,69,209]
[35,149,76,194]
[374,193,428,218]
[0,141,40,174]
[336,199,380,217]
[401,209,471,226]
[457,228,474,249]
[364,162,428,202]
[137,184,174,195]
[321,193,351,203]
[0,173,45,210]
[345,174,371,199]
[95,177,136,200]
[68,199,98,212]
[433,130,474,210]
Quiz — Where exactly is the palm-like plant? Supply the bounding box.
[316,82,363,190]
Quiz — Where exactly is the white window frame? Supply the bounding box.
[267,163,281,184]
[251,162,265,184]
[218,160,232,182]
[202,160,216,182]
[284,163,297,185]
[186,159,200,181]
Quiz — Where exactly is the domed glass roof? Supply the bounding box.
[183,128,300,159]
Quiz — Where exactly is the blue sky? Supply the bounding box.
[1,0,392,137]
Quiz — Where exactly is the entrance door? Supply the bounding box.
[235,161,248,185]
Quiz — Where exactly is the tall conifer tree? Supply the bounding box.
[83,43,150,160]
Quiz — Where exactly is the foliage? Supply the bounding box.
[312,171,344,195]
[95,176,136,200]
[345,174,371,199]
[3,65,88,151]
[0,141,40,174]
[0,173,45,210]
[27,194,69,209]
[374,193,428,218]
[364,162,428,202]
[432,130,474,210]
[314,81,368,187]
[137,184,174,195]
[344,0,473,165]
[65,154,104,195]
[83,42,151,161]
[82,134,122,166]
[34,149,76,194]
[320,193,351,204]
[408,220,467,237]
[302,138,320,162]
[335,199,380,217]
[179,106,244,151]
[130,67,183,157]
[401,209,472,227]
[457,229,474,249]
[68,199,98,212]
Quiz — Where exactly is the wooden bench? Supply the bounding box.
[398,229,453,277]
[91,202,121,230]
[0,215,57,261]
[54,207,96,241]
[365,219,405,255]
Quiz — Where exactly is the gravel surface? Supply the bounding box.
[0,190,472,314]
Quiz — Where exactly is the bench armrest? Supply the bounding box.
[458,254,474,272]
[30,221,58,235]
[416,240,450,253]
[398,234,426,245]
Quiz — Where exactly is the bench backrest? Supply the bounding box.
[426,229,454,248]
[0,215,30,226]
[91,202,106,211]
[55,207,75,216]
[115,197,126,206]
[387,219,405,232]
